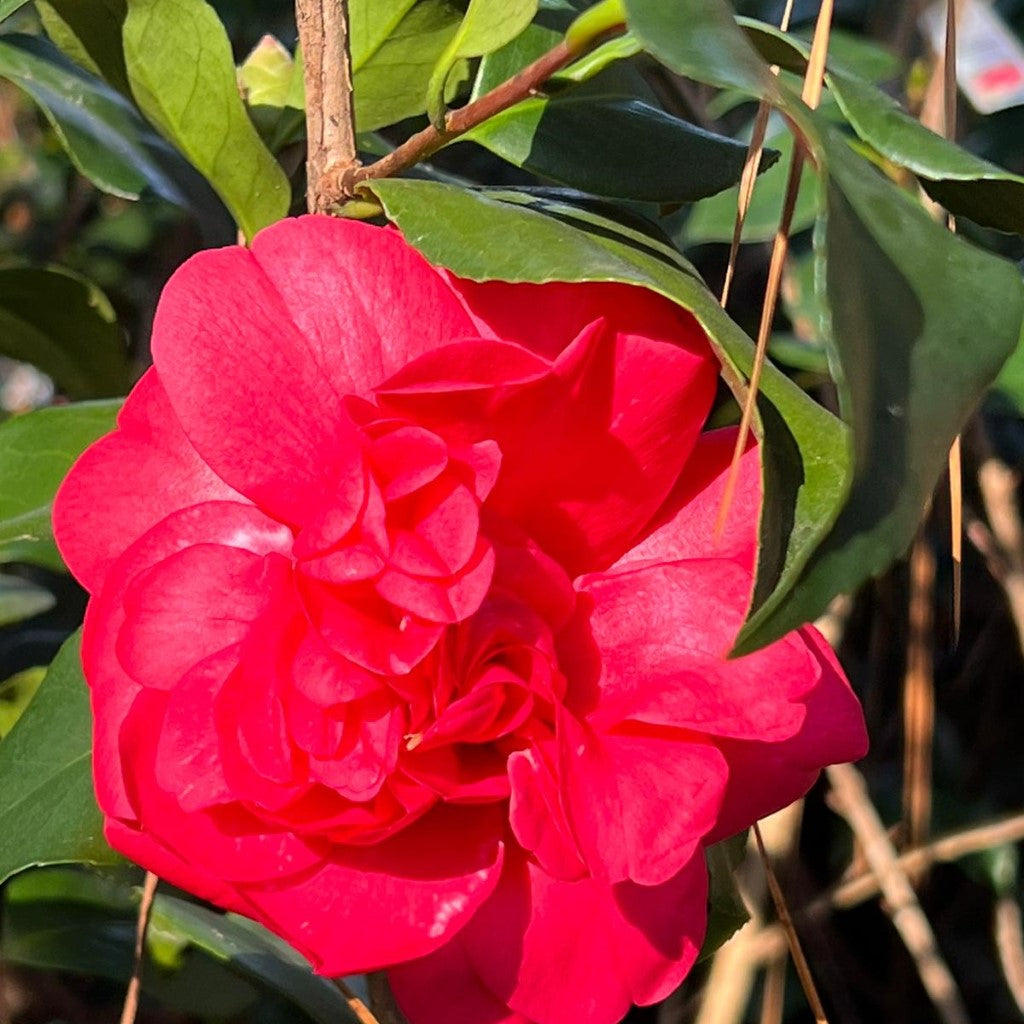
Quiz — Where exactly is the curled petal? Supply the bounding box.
[119,689,322,883]
[83,501,292,820]
[155,647,239,812]
[117,545,288,690]
[557,710,726,886]
[508,746,586,882]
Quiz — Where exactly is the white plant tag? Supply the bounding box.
[921,0,1024,114]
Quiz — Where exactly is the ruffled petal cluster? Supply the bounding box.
[54,216,867,1024]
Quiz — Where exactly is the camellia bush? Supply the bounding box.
[1,0,1023,1022]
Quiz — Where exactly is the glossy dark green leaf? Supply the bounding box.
[123,0,290,240]
[426,0,538,124]
[0,399,120,568]
[0,633,117,884]
[623,0,776,97]
[743,19,1024,236]
[351,0,469,132]
[154,899,360,1024]
[36,0,130,95]
[0,34,196,205]
[736,130,1024,651]
[701,835,749,960]
[2,870,261,1019]
[463,94,773,202]
[3,866,359,1023]
[682,128,819,244]
[363,178,849,649]
[0,266,130,399]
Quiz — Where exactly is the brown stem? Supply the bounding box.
[342,37,594,199]
[119,871,158,1024]
[297,0,358,214]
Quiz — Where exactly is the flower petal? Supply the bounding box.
[390,937,530,1024]
[250,217,476,392]
[621,427,760,572]
[708,627,869,842]
[382,312,717,575]
[155,647,239,812]
[240,805,505,975]
[150,243,363,525]
[53,369,242,593]
[117,545,288,690]
[118,689,323,883]
[558,711,727,886]
[460,851,707,1024]
[574,561,816,742]
[83,501,292,820]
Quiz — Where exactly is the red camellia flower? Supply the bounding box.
[54,216,867,1024]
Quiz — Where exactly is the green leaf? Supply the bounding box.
[153,898,361,1024]
[0,633,117,885]
[0,576,54,628]
[462,94,774,202]
[3,866,360,1024]
[701,834,749,959]
[0,667,45,738]
[471,19,559,97]
[622,0,775,97]
[0,0,30,20]
[682,128,819,244]
[36,0,130,95]
[123,0,290,240]
[350,0,418,68]
[352,0,469,132]
[742,19,1024,236]
[238,34,305,152]
[0,34,199,206]
[0,399,121,568]
[363,178,849,646]
[426,0,538,125]
[2,870,261,1019]
[0,266,130,399]
[736,130,1024,651]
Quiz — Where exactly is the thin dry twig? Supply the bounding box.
[296,0,359,213]
[119,871,158,1024]
[719,0,797,309]
[717,0,835,538]
[745,810,1024,966]
[367,972,410,1024]
[759,957,787,1024]
[346,41,582,197]
[335,978,384,1024]
[995,894,1024,1014]
[903,538,936,859]
[826,763,970,1024]
[941,1,964,644]
[753,822,830,1024]
[972,452,1024,656]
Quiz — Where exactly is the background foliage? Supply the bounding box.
[1,0,1024,1021]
